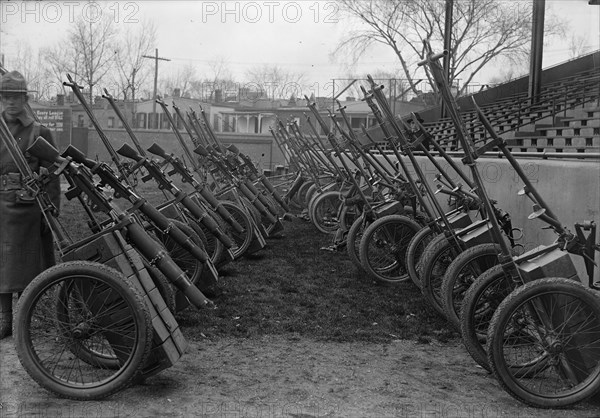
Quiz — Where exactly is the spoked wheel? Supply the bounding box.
[359,215,421,284]
[188,217,225,267]
[339,203,362,232]
[15,261,152,400]
[253,192,283,237]
[441,243,501,328]
[347,214,367,271]
[217,200,255,259]
[141,259,177,314]
[405,227,436,289]
[260,191,286,218]
[304,183,321,208]
[154,219,204,286]
[239,196,269,239]
[309,190,343,234]
[403,206,430,228]
[261,193,286,238]
[418,234,461,316]
[487,278,600,408]
[460,264,519,370]
[295,181,314,210]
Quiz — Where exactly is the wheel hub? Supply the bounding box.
[72,322,92,339]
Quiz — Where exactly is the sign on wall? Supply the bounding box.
[35,109,66,131]
[33,107,72,150]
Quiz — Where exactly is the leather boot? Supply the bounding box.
[0,293,13,339]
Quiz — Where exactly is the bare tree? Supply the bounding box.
[189,55,237,101]
[113,20,156,100]
[334,0,565,97]
[44,12,117,105]
[244,64,306,100]
[112,19,156,124]
[160,62,197,98]
[43,43,78,98]
[7,43,59,101]
[568,34,592,59]
[341,69,412,102]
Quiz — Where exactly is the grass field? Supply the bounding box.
[57,178,456,344]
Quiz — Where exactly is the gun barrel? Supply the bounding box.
[126,221,214,309]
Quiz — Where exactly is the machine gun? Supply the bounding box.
[61,144,219,278]
[27,136,214,309]
[155,100,267,254]
[102,90,235,261]
[225,143,290,212]
[64,77,221,285]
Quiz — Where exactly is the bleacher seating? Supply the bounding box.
[417,67,600,156]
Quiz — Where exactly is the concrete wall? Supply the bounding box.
[85,129,286,173]
[379,155,600,279]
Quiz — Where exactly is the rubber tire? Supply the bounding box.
[487,278,600,408]
[15,261,152,400]
[260,189,285,217]
[296,181,314,210]
[188,218,224,267]
[154,219,205,286]
[359,214,422,284]
[309,190,343,234]
[346,214,367,271]
[402,206,430,227]
[259,192,285,237]
[460,264,517,371]
[305,183,320,208]
[306,188,323,222]
[338,203,362,232]
[441,243,501,329]
[418,234,461,317]
[239,195,269,239]
[219,200,255,259]
[405,227,436,289]
[141,259,177,314]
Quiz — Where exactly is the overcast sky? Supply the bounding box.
[1,0,599,96]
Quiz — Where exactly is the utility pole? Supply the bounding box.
[441,0,453,119]
[528,0,545,104]
[143,48,170,129]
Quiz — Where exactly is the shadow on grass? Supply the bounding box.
[176,218,458,344]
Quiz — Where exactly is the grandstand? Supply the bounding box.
[417,51,600,156]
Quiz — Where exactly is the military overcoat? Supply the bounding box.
[0,111,61,293]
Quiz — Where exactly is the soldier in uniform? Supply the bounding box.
[0,71,61,339]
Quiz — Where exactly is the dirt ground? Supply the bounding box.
[2,333,600,418]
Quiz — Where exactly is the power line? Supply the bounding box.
[143,48,171,126]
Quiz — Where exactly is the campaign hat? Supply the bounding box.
[0,71,36,94]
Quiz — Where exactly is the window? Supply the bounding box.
[176,113,184,130]
[137,113,147,129]
[147,113,157,130]
[160,113,171,130]
[351,117,366,129]
[107,117,114,128]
